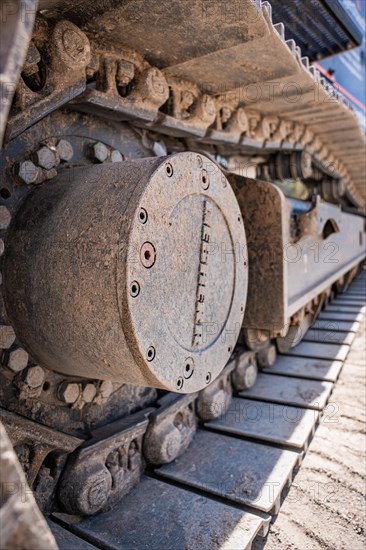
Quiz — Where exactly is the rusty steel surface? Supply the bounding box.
[230,174,366,337]
[58,409,152,516]
[228,173,289,331]
[1,1,364,205]
[0,275,364,548]
[61,475,270,550]
[0,421,58,550]
[0,0,365,545]
[3,152,247,392]
[0,0,37,146]
[0,408,82,512]
[143,393,198,465]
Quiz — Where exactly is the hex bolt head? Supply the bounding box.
[93,142,109,163]
[0,325,16,349]
[56,139,74,161]
[0,206,11,230]
[25,366,45,388]
[58,382,80,404]
[111,150,123,163]
[83,383,97,403]
[7,348,29,372]
[17,160,40,185]
[100,380,114,399]
[34,146,59,170]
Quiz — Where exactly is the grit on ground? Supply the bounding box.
[253,313,366,550]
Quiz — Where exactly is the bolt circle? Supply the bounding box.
[176,377,184,390]
[130,281,140,297]
[140,242,156,268]
[166,163,173,177]
[201,169,210,190]
[205,372,212,384]
[138,208,148,224]
[146,346,156,362]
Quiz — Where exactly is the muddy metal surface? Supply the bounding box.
[253,286,366,550]
[48,273,365,550]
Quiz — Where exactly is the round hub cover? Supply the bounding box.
[124,152,248,392]
[3,152,247,393]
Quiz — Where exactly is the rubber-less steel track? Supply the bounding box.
[47,271,365,550]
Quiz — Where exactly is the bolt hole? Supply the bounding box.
[200,169,209,189]
[139,208,148,224]
[166,163,173,177]
[241,305,244,313]
[0,187,11,199]
[244,260,247,267]
[147,346,155,362]
[130,281,140,297]
[144,250,151,261]
[42,381,50,391]
[176,377,183,390]
[206,372,211,384]
[238,216,241,222]
[184,357,194,379]
[228,347,232,354]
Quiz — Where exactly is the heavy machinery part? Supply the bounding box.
[49,279,365,548]
[0,0,36,146]
[143,393,197,465]
[2,2,365,206]
[256,344,277,369]
[228,174,289,331]
[0,408,82,513]
[269,0,363,60]
[1,276,364,519]
[196,360,236,421]
[3,153,247,392]
[0,421,58,550]
[229,174,366,335]
[231,351,258,391]
[58,409,152,516]
[276,293,325,353]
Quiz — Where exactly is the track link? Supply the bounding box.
[47,270,365,550]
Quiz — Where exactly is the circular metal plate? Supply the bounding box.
[123,152,248,392]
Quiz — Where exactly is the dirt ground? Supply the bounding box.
[253,315,366,550]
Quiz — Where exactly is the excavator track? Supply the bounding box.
[43,270,365,550]
[0,1,365,548]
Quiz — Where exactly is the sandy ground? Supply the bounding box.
[253,315,366,550]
